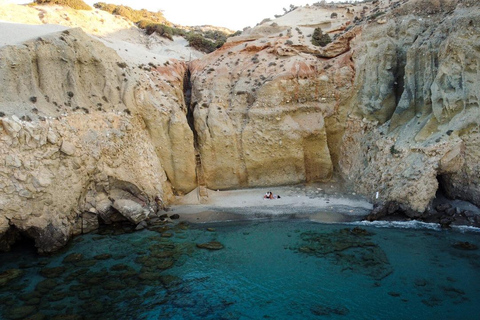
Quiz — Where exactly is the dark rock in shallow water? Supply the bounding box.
[439,217,454,229]
[81,300,104,314]
[50,315,83,320]
[138,271,162,281]
[170,214,180,220]
[135,221,148,230]
[26,223,69,254]
[160,274,182,288]
[157,258,175,270]
[161,232,173,238]
[19,291,41,302]
[295,228,393,281]
[311,304,349,316]
[93,253,112,260]
[421,296,443,307]
[102,280,127,291]
[47,290,69,302]
[151,250,174,259]
[414,278,428,287]
[24,297,41,306]
[0,269,23,287]
[74,259,96,268]
[452,241,478,250]
[6,305,37,319]
[196,241,224,250]
[349,227,372,236]
[110,264,129,271]
[436,203,452,212]
[36,279,58,294]
[25,313,47,320]
[63,253,83,263]
[40,266,66,278]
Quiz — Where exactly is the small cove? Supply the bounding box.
[1,219,480,319]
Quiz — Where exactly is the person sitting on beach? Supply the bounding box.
[264,191,280,199]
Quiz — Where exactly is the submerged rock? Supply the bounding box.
[0,269,23,287]
[196,241,224,250]
[93,254,112,260]
[452,242,478,250]
[311,304,349,316]
[35,279,58,294]
[294,228,393,280]
[39,266,66,278]
[6,305,37,319]
[62,253,84,263]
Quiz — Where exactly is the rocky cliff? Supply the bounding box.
[0,27,196,252]
[1,0,479,252]
[341,0,480,217]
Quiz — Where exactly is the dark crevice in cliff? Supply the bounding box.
[184,65,208,198]
[436,175,449,198]
[184,66,199,149]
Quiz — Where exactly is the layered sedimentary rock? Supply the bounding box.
[189,28,359,189]
[1,0,480,252]
[0,28,196,252]
[341,0,480,215]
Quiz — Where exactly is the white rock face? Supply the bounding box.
[112,199,149,224]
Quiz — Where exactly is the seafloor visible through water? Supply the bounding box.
[1,219,479,320]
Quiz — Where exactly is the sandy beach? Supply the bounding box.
[169,183,373,224]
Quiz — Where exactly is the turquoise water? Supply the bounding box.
[1,220,479,319]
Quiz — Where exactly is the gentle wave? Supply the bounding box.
[348,220,480,233]
[348,220,441,231]
[452,225,480,233]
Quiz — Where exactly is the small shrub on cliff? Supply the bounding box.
[35,0,92,10]
[203,30,228,43]
[94,2,166,23]
[369,11,385,20]
[311,27,331,47]
[186,33,219,53]
[137,20,185,40]
[390,145,401,156]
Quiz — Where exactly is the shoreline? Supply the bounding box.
[167,184,480,229]
[169,184,374,224]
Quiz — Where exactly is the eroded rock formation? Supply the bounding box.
[341,0,480,215]
[0,28,196,252]
[1,0,479,251]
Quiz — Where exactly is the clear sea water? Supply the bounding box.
[1,219,479,320]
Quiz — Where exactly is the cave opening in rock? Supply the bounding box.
[435,174,449,200]
[432,174,458,212]
[434,174,480,226]
[96,216,136,235]
[1,226,37,253]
